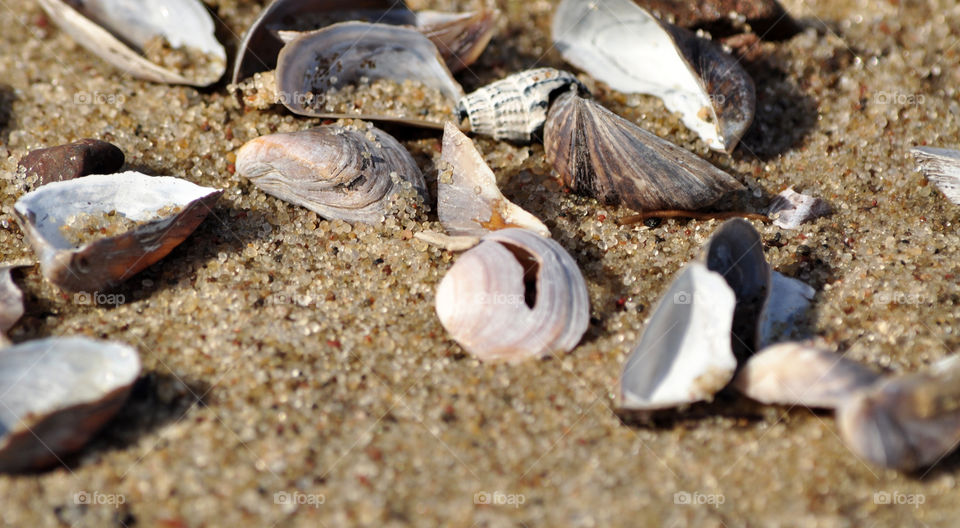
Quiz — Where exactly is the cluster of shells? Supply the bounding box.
[3,0,960,474]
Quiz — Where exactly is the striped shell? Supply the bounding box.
[456,68,586,143]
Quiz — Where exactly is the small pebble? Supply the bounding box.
[18,138,124,186]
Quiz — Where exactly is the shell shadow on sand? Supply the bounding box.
[0,84,14,145]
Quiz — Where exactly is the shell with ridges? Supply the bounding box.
[435,228,589,363]
[236,124,428,225]
[544,92,744,213]
[456,68,587,142]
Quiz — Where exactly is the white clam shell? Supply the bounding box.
[236,125,427,225]
[0,265,25,339]
[837,356,960,471]
[734,342,880,409]
[619,262,738,410]
[438,123,549,238]
[37,0,226,86]
[553,0,755,152]
[0,337,141,472]
[435,228,589,363]
[911,146,960,205]
[14,172,222,293]
[456,68,586,143]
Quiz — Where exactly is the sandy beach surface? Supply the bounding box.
[1,0,959,526]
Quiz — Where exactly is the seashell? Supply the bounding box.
[456,68,587,143]
[911,146,960,205]
[0,337,141,472]
[232,0,497,84]
[438,122,549,238]
[552,0,756,152]
[18,139,124,187]
[633,0,800,40]
[14,172,222,293]
[766,187,831,229]
[700,219,770,361]
[837,356,960,471]
[275,22,464,128]
[435,228,589,363]
[619,219,769,411]
[0,264,26,343]
[733,342,880,409]
[544,92,744,214]
[37,0,226,86]
[619,261,738,410]
[757,271,815,348]
[414,230,481,252]
[236,124,428,225]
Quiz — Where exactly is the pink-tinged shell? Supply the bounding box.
[435,228,589,363]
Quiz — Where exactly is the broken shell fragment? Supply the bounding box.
[275,22,464,128]
[457,68,587,143]
[544,93,744,213]
[0,337,141,473]
[767,187,831,229]
[236,124,428,225]
[837,356,960,471]
[757,271,815,348]
[438,123,549,238]
[18,139,124,187]
[552,0,756,152]
[734,343,880,409]
[911,147,960,205]
[0,265,26,343]
[619,261,738,411]
[14,172,222,293]
[435,228,589,363]
[37,0,226,86]
[232,0,497,84]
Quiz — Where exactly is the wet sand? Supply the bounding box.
[1,0,959,526]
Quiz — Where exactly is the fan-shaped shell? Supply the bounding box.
[435,228,589,363]
[544,92,744,213]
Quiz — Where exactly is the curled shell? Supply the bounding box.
[38,0,226,86]
[236,124,428,225]
[552,0,756,152]
[619,219,768,410]
[544,92,744,213]
[0,337,141,473]
[14,172,222,293]
[618,260,738,410]
[456,68,587,143]
[275,22,464,128]
[435,228,589,363]
[232,0,496,84]
[438,122,549,238]
[837,356,960,471]
[734,343,880,409]
[911,146,960,205]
